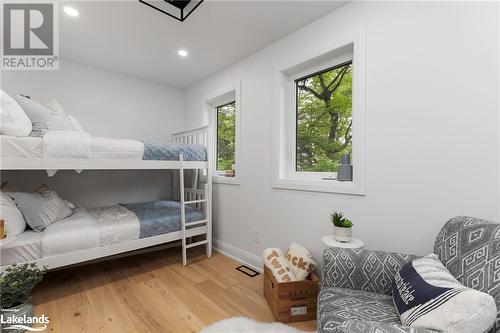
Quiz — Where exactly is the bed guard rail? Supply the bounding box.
[172,126,210,147]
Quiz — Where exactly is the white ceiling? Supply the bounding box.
[60,1,347,89]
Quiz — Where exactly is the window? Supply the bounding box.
[272,36,366,195]
[206,83,241,185]
[295,62,353,175]
[216,101,236,172]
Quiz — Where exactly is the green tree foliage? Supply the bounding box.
[296,63,352,172]
[216,102,236,171]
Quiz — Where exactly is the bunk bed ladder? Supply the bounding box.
[180,154,187,266]
[179,154,212,266]
[175,127,212,266]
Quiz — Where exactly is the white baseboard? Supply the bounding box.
[213,239,262,273]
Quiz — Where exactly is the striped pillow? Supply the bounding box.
[9,185,73,232]
[392,254,496,333]
[14,95,72,137]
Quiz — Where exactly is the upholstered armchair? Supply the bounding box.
[317,216,500,333]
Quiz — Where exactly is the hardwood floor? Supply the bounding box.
[32,247,317,332]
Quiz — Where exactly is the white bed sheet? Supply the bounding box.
[1,231,43,266]
[42,208,100,257]
[0,135,42,158]
[1,205,143,268]
[0,134,145,160]
[43,130,91,159]
[92,137,143,159]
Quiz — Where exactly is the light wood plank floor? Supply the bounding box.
[32,246,317,333]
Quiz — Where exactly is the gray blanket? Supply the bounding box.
[121,200,204,238]
[142,142,207,161]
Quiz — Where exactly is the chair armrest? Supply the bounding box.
[322,248,419,295]
[329,320,439,333]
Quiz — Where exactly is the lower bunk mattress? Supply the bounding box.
[1,200,204,266]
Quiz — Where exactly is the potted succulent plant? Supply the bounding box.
[330,212,353,242]
[1,263,47,333]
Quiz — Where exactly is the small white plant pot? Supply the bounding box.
[333,226,352,243]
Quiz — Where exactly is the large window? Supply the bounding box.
[272,37,366,195]
[295,62,352,173]
[216,101,236,172]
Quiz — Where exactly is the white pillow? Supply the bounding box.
[0,192,26,237]
[68,115,84,131]
[0,90,32,136]
[392,254,497,333]
[15,95,72,137]
[285,243,316,280]
[9,184,74,232]
[262,248,296,282]
[46,100,84,132]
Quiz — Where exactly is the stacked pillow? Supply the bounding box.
[45,99,85,132]
[1,183,74,236]
[262,243,317,282]
[0,90,84,138]
[1,182,26,237]
[263,248,297,282]
[14,95,73,137]
[0,90,32,136]
[392,253,497,333]
[285,243,316,280]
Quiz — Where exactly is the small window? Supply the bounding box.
[295,61,352,176]
[216,101,236,173]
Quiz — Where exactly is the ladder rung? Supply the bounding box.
[184,199,207,205]
[185,219,208,227]
[184,199,207,204]
[185,240,209,249]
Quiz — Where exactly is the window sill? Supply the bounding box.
[212,176,240,185]
[272,178,365,195]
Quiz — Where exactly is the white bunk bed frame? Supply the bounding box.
[0,126,213,269]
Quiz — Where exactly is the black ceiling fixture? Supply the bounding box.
[139,0,204,22]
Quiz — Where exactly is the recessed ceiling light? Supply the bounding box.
[63,6,79,17]
[178,49,188,57]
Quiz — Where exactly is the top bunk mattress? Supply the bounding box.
[0,135,43,158]
[0,133,207,161]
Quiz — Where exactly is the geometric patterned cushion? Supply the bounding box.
[318,287,401,332]
[322,248,419,295]
[434,216,500,333]
[327,320,439,333]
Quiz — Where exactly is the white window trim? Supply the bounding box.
[205,81,241,185]
[272,27,367,195]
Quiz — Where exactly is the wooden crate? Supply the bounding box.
[263,266,319,323]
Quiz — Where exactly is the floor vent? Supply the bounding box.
[236,265,260,278]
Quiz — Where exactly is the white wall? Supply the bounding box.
[1,60,183,206]
[182,1,499,267]
[1,60,183,141]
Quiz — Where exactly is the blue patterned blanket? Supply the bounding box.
[142,142,207,161]
[121,201,204,238]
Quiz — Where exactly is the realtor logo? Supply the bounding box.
[1,1,59,70]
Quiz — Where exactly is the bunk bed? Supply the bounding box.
[0,126,213,270]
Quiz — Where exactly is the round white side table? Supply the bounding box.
[321,235,364,249]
